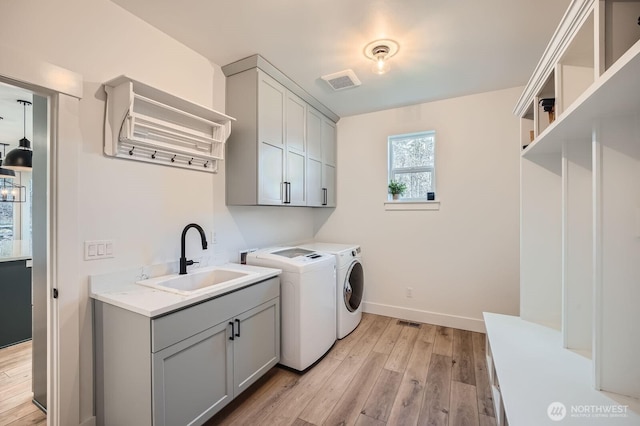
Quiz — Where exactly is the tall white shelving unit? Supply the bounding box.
[485,1,640,424]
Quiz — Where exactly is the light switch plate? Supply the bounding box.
[84,240,115,260]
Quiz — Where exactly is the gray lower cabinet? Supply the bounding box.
[0,259,32,349]
[95,277,280,426]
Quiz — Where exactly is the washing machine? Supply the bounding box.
[246,247,336,371]
[297,242,364,339]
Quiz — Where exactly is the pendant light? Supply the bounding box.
[0,117,16,179]
[4,99,33,171]
[0,142,17,179]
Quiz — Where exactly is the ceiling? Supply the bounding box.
[110,0,570,118]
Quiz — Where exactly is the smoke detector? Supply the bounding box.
[321,69,362,91]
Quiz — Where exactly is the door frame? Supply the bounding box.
[0,43,83,426]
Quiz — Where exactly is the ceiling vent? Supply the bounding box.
[321,69,361,91]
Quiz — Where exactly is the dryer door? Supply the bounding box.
[343,260,364,312]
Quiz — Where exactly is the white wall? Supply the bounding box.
[0,1,315,424]
[1,1,525,421]
[314,87,522,331]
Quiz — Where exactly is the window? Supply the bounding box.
[0,203,13,242]
[388,131,435,200]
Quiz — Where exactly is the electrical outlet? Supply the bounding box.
[238,248,258,264]
[406,287,413,298]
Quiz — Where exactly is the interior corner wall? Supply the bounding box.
[314,87,522,332]
[0,1,315,424]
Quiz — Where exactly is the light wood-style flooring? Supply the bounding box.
[207,313,496,426]
[0,341,46,426]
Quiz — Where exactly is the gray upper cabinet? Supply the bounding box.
[224,55,338,207]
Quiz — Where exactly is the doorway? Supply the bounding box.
[0,80,49,423]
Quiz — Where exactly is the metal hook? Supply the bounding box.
[129,146,135,155]
[151,151,156,159]
[171,155,176,163]
[204,161,209,168]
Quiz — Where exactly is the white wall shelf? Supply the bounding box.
[522,38,640,157]
[383,201,440,211]
[104,75,235,173]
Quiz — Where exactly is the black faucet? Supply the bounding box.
[179,223,208,275]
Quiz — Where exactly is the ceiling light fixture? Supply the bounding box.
[4,99,33,171]
[364,39,399,75]
[0,142,17,179]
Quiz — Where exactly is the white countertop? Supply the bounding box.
[90,263,281,317]
[0,240,32,263]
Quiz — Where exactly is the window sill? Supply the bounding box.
[384,200,440,211]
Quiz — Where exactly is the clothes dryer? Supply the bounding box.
[297,242,364,339]
[246,247,336,370]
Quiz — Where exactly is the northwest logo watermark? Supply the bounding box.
[547,402,629,421]
[548,402,566,421]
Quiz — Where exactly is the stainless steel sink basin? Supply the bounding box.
[136,267,258,296]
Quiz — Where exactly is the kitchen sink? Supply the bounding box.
[136,266,258,296]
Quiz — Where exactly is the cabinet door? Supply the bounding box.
[286,149,306,205]
[321,117,337,207]
[307,157,323,207]
[321,118,336,167]
[285,92,306,205]
[323,164,336,207]
[286,92,306,154]
[153,321,233,426]
[258,72,286,205]
[0,260,32,348]
[306,107,322,161]
[259,142,285,205]
[233,298,280,396]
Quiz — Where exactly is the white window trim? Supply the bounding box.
[388,130,436,202]
[384,200,440,211]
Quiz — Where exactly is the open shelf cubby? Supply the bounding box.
[489,1,640,424]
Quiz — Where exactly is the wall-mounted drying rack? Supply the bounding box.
[103,75,235,173]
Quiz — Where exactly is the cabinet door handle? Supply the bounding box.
[235,318,241,337]
[284,182,291,204]
[282,182,287,204]
[229,321,235,340]
[322,188,327,206]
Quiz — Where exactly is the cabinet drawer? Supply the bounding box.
[152,277,279,352]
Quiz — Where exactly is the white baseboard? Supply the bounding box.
[79,416,96,426]
[363,301,486,333]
